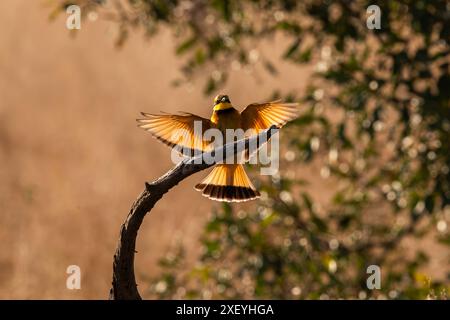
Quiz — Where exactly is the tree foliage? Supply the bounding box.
[56,0,450,299]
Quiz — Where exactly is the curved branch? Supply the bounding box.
[109,126,278,299]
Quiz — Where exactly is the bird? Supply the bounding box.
[137,94,299,202]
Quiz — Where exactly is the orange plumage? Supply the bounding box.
[137,94,299,202]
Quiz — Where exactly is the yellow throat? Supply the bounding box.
[213,102,232,111]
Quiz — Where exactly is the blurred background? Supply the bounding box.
[0,0,448,299]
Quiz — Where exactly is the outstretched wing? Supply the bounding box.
[240,100,300,131]
[137,112,213,155]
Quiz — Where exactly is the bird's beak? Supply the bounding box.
[213,101,232,111]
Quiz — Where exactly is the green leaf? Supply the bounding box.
[283,39,300,59]
[176,37,197,55]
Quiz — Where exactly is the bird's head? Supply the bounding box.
[213,94,232,111]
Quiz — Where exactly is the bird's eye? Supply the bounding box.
[222,97,227,102]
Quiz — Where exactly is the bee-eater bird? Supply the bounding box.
[137,95,299,202]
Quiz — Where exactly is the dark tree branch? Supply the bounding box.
[109,126,278,300]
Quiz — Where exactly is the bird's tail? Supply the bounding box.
[195,164,260,202]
